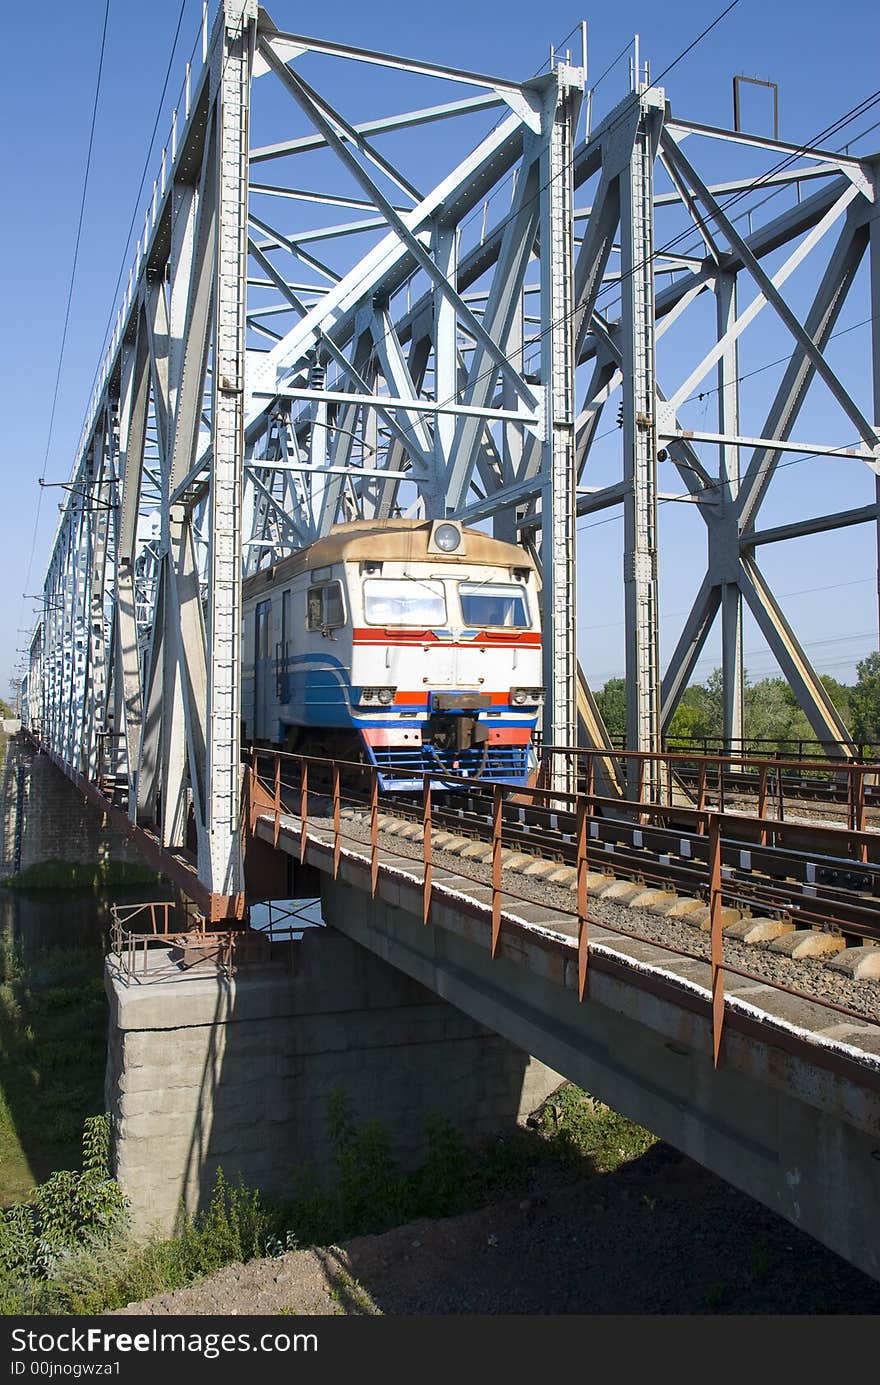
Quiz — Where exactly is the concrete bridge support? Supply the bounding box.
[293,840,880,1282]
[0,735,143,879]
[104,926,562,1235]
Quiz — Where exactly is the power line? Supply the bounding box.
[593,86,880,309]
[579,576,875,633]
[575,434,866,537]
[18,0,111,654]
[301,55,879,502]
[577,311,877,463]
[81,0,194,436]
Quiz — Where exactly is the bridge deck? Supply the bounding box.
[253,806,880,1281]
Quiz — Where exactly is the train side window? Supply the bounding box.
[307,581,345,631]
[306,589,322,631]
[324,583,344,627]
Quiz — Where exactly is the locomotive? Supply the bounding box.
[241,518,544,790]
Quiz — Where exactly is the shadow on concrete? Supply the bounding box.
[106,905,562,1237]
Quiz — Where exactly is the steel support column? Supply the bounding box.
[620,88,664,793]
[539,68,582,791]
[201,0,255,901]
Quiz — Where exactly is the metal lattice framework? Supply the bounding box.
[27,1,880,912]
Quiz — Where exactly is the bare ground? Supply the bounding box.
[112,1143,880,1316]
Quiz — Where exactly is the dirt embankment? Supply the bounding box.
[113,1144,880,1316]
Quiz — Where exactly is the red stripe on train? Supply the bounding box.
[392,691,514,706]
[352,628,540,646]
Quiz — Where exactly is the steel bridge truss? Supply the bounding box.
[30,1,880,912]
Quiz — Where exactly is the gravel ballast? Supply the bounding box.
[320,811,880,1028]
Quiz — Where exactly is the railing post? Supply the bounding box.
[370,768,379,897]
[332,761,341,879]
[757,764,768,846]
[854,764,867,864]
[491,782,502,958]
[423,776,432,926]
[539,751,550,799]
[273,752,281,847]
[249,747,258,831]
[300,759,309,867]
[576,796,589,1001]
[708,812,724,1067]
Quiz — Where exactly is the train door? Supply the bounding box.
[276,588,291,703]
[254,598,273,737]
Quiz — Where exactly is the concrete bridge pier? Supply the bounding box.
[104,923,563,1236]
[0,735,142,879]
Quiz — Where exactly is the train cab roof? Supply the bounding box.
[243,519,538,598]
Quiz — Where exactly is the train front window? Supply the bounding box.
[459,583,529,628]
[363,577,446,626]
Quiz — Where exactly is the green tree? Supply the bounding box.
[850,652,880,745]
[595,678,626,740]
[781,674,853,750]
[743,677,796,748]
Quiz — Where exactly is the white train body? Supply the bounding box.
[242,519,543,789]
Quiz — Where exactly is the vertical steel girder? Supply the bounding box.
[574,93,878,765]
[27,8,880,916]
[539,72,582,788]
[620,90,663,788]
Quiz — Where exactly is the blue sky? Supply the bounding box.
[1,0,878,703]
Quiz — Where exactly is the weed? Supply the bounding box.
[1,1085,657,1316]
[0,1115,126,1285]
[326,1264,379,1316]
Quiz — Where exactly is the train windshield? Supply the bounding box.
[363,577,447,626]
[459,582,529,628]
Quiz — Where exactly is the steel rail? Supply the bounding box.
[247,746,880,1083]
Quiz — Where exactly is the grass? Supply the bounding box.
[0,1088,656,1316]
[0,873,659,1315]
[0,929,107,1203]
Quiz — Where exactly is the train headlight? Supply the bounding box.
[511,687,544,706]
[433,522,461,552]
[360,687,397,705]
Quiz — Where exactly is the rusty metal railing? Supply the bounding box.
[108,898,279,982]
[537,744,879,854]
[247,746,880,1074]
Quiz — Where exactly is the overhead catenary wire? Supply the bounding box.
[275,41,879,502]
[17,0,111,671]
[79,0,197,450]
[29,2,880,703]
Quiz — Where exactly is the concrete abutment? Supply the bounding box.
[105,925,563,1236]
[0,735,142,878]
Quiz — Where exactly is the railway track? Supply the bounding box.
[664,765,880,830]
[328,786,880,981]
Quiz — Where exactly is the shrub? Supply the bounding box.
[0,1115,126,1287]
